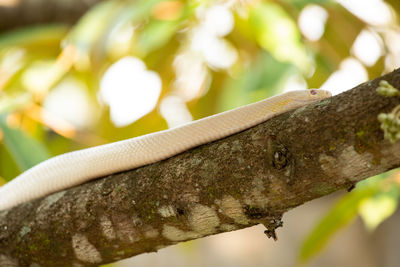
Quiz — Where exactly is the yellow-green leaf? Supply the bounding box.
[249,2,311,72]
[135,19,181,56]
[218,52,294,112]
[0,93,32,114]
[0,24,68,50]
[359,191,399,231]
[0,115,50,172]
[299,186,377,263]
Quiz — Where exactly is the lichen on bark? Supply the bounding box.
[1,69,400,266]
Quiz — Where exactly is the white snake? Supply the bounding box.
[0,89,331,211]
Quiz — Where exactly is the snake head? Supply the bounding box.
[309,89,332,99]
[294,89,332,103]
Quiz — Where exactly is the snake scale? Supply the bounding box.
[0,89,331,210]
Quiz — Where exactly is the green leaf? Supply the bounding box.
[299,172,399,264]
[0,144,20,181]
[0,175,5,186]
[249,2,311,72]
[134,1,195,56]
[218,52,294,112]
[116,0,166,26]
[0,24,68,50]
[135,20,180,56]
[66,1,121,51]
[299,186,377,263]
[0,115,50,172]
[65,0,166,65]
[0,93,32,114]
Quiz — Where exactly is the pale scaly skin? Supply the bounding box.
[0,90,331,210]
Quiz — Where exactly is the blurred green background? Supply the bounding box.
[1,0,400,266]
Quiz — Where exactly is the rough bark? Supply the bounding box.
[1,69,400,266]
[0,0,104,33]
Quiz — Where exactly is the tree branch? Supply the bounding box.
[0,0,103,33]
[1,69,400,266]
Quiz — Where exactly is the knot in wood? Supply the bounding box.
[272,144,289,170]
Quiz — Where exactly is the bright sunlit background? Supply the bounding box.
[0,0,400,266]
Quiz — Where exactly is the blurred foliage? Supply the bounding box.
[299,170,400,263]
[0,0,400,264]
[0,115,50,173]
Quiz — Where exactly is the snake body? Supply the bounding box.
[0,90,331,210]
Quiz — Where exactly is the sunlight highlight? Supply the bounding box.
[43,79,96,130]
[173,51,210,102]
[298,5,328,41]
[100,57,161,127]
[108,24,135,59]
[159,95,193,128]
[359,195,398,231]
[27,104,76,138]
[201,4,235,37]
[352,29,383,66]
[172,3,236,102]
[383,30,400,69]
[191,4,238,70]
[337,0,393,26]
[21,46,74,98]
[321,58,368,95]
[282,75,308,93]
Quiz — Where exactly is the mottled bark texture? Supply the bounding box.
[0,0,103,33]
[1,69,400,266]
